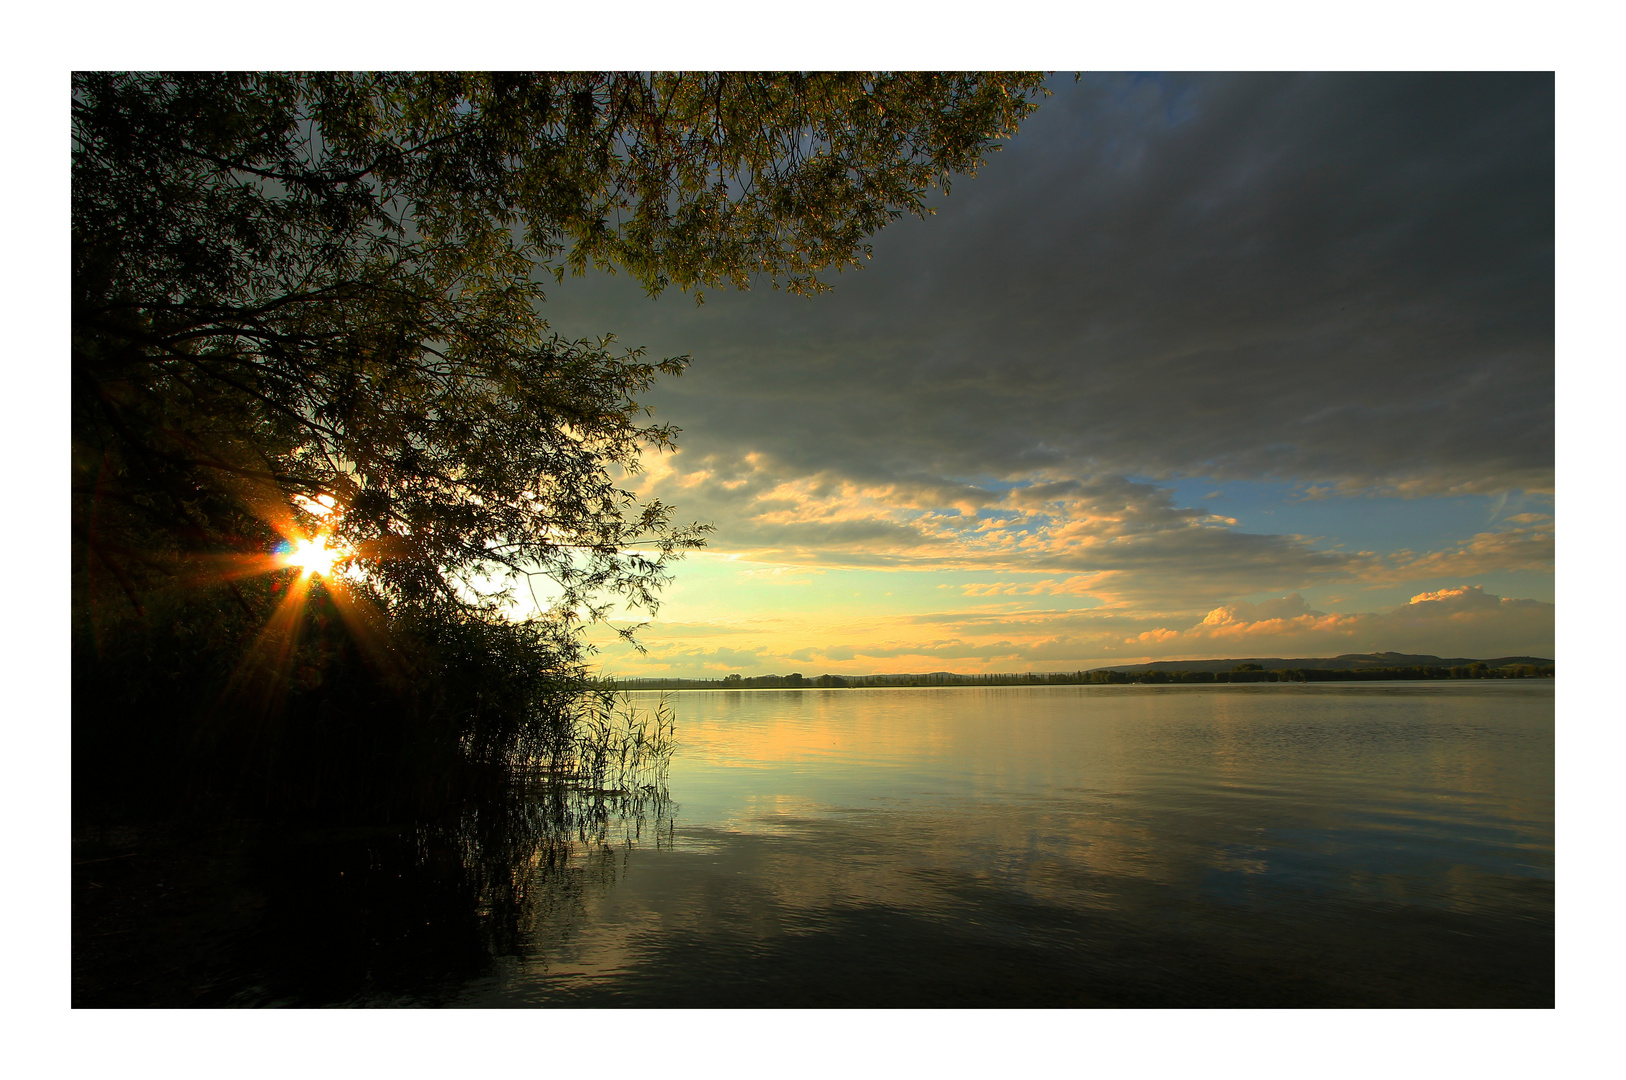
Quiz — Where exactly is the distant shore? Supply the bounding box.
[611,653,1554,691]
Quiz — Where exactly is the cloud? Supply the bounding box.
[1200,593,1321,625]
[1170,585,1552,658]
[739,566,827,579]
[788,639,1030,663]
[595,641,773,674]
[1371,523,1554,582]
[631,451,1376,607]
[549,73,1552,499]
[616,621,758,639]
[960,574,1115,597]
[541,74,1554,678]
[630,442,1556,610]
[596,584,1550,679]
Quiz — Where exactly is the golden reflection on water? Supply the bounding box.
[653,686,1551,896]
[464,683,1552,1007]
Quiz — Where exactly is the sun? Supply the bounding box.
[283,534,342,577]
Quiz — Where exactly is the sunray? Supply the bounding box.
[212,567,316,728]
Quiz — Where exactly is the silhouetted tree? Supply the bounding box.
[71,71,1047,815]
[74,71,1044,624]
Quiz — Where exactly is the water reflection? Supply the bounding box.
[203,683,1551,1007]
[211,781,674,1006]
[460,683,1551,1008]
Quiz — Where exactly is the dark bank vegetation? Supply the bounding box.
[75,755,678,1006]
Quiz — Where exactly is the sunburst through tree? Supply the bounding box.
[71,71,1048,818]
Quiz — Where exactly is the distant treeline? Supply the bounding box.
[614,662,1554,690]
[1062,662,1555,684]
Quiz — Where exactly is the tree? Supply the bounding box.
[73,70,1045,628]
[71,71,1047,813]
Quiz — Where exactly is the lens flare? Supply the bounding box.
[284,535,341,577]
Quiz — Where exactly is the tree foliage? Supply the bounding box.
[70,71,1047,815]
[73,70,1045,624]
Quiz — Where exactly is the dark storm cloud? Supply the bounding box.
[545,72,1553,496]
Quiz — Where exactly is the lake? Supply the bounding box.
[226,681,1554,1007]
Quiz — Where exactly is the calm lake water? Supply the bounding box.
[229,681,1554,1007]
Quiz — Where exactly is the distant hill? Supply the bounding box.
[1090,652,1553,674]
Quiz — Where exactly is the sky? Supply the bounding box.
[530,73,1556,677]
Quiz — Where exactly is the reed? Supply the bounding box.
[72,570,677,829]
[541,691,678,798]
